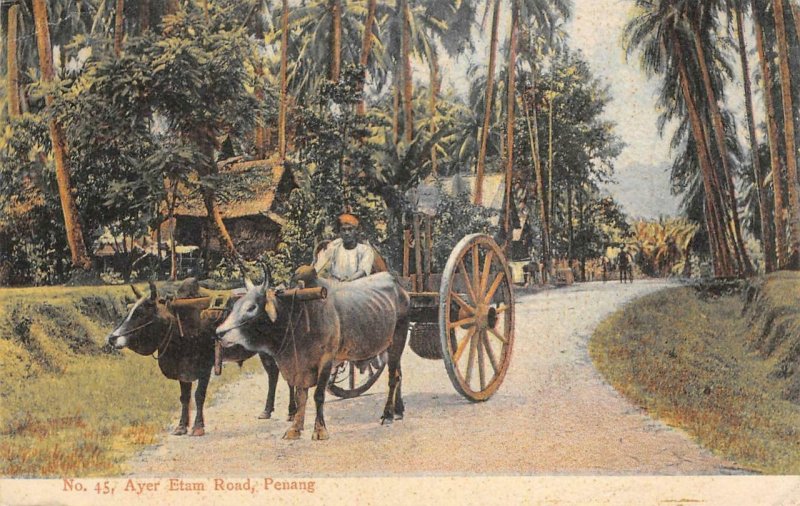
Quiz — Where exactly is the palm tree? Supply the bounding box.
[625,0,735,275]
[771,0,800,261]
[356,0,378,116]
[114,0,125,56]
[31,0,92,270]
[683,1,753,275]
[474,0,501,205]
[279,0,289,160]
[330,0,342,81]
[753,0,788,266]
[6,2,21,117]
[732,0,774,270]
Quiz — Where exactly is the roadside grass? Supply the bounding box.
[590,278,800,474]
[0,284,259,477]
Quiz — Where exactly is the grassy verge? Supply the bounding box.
[0,284,259,477]
[590,274,800,474]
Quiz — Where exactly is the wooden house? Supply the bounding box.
[168,159,297,260]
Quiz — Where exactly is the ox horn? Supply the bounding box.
[131,284,143,299]
[148,280,157,301]
[241,266,256,291]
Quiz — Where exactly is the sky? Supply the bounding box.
[568,0,682,219]
[436,0,685,219]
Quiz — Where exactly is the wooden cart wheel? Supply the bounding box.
[438,234,515,401]
[327,352,387,399]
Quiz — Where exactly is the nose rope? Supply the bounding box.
[112,319,155,338]
[152,318,175,360]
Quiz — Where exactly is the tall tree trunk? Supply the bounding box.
[674,36,732,276]
[689,17,753,275]
[392,68,401,145]
[32,0,92,270]
[7,4,21,118]
[330,0,342,82]
[567,181,573,261]
[736,2,774,271]
[165,0,179,16]
[429,50,440,175]
[401,0,413,143]
[772,0,800,260]
[254,11,267,159]
[114,0,125,56]
[520,88,550,274]
[198,142,242,269]
[357,0,378,116]
[548,93,554,242]
[503,2,518,249]
[475,0,501,205]
[754,1,788,266]
[139,0,150,32]
[278,0,289,160]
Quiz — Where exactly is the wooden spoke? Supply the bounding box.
[484,272,505,304]
[459,259,479,304]
[487,326,508,345]
[349,363,355,390]
[451,292,475,314]
[472,246,480,296]
[481,331,499,374]
[479,250,495,294]
[448,316,475,330]
[452,327,477,363]
[464,327,479,386]
[477,329,486,390]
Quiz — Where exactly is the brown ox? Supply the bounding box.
[215,270,410,440]
[106,279,294,436]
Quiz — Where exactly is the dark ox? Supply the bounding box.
[216,270,410,440]
[106,280,294,436]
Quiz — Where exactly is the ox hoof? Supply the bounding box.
[172,426,188,436]
[258,410,273,420]
[394,413,404,421]
[380,416,393,426]
[312,427,329,441]
[282,428,302,440]
[287,414,296,422]
[190,427,205,437]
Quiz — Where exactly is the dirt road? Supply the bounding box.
[126,280,740,476]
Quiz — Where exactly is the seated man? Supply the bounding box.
[313,213,375,282]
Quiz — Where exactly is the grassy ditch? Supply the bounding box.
[590,273,800,474]
[0,284,259,477]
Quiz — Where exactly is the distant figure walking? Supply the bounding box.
[618,246,633,283]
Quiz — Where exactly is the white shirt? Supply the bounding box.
[314,239,375,281]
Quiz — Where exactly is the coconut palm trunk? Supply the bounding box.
[330,0,342,82]
[475,0,501,205]
[504,1,519,247]
[197,141,242,269]
[674,36,732,276]
[278,0,289,160]
[753,0,788,266]
[139,0,150,31]
[32,0,92,270]
[7,3,21,118]
[735,1,774,271]
[357,0,378,116]
[688,15,753,275]
[114,0,125,56]
[772,0,800,260]
[429,50,440,174]
[401,0,414,143]
[520,87,551,274]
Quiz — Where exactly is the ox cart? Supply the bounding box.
[328,186,516,402]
